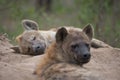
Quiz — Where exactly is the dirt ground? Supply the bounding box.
[0,34,120,80]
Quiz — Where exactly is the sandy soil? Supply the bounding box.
[0,34,120,80]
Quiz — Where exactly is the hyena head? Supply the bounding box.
[16,20,47,55]
[56,24,93,66]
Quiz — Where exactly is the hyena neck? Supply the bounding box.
[37,43,64,76]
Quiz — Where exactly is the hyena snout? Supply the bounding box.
[80,44,91,62]
[33,44,46,55]
[82,52,91,59]
[73,43,91,64]
[77,52,91,65]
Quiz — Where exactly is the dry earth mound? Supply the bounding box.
[0,34,120,80]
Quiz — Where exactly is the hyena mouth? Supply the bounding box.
[74,54,90,65]
[28,47,31,52]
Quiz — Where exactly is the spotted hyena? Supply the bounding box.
[12,19,55,55]
[11,19,110,55]
[34,24,99,80]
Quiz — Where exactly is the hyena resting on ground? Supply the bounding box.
[11,19,111,55]
[34,25,100,80]
[11,20,56,55]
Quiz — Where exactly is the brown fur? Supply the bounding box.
[34,25,98,80]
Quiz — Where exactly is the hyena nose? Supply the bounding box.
[82,53,91,59]
[36,46,40,49]
[35,45,45,53]
[36,45,45,51]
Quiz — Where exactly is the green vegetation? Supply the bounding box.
[0,0,120,47]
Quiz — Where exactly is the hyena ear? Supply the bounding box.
[56,27,68,43]
[22,19,39,30]
[82,24,94,40]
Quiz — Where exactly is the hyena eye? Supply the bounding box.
[85,43,90,50]
[85,43,89,47]
[33,36,36,40]
[71,44,79,49]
